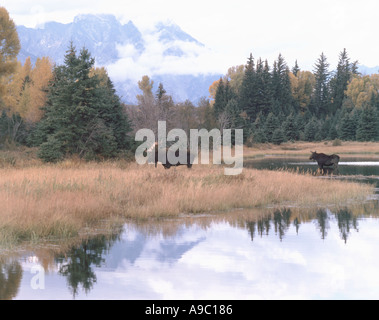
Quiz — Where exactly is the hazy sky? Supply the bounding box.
[3,0,379,73]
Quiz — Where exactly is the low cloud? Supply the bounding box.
[106,30,227,83]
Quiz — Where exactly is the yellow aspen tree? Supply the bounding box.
[28,57,53,122]
[345,74,379,108]
[0,7,20,100]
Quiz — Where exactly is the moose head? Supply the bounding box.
[309,151,317,160]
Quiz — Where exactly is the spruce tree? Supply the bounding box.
[338,109,358,141]
[312,52,330,116]
[213,78,226,118]
[356,106,379,141]
[255,58,273,117]
[271,54,293,115]
[304,117,319,141]
[330,49,358,113]
[283,113,298,141]
[251,112,266,143]
[35,44,131,162]
[214,78,235,119]
[319,117,331,140]
[292,60,300,77]
[239,54,258,122]
[264,112,279,142]
[272,127,285,145]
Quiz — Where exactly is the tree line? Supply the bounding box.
[1,7,379,163]
[212,50,379,144]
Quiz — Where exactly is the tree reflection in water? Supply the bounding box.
[1,204,371,299]
[336,209,358,244]
[245,207,360,243]
[0,260,22,300]
[54,233,121,299]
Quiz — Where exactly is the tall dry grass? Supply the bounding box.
[0,160,373,245]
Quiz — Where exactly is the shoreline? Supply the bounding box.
[0,141,377,246]
[0,166,374,247]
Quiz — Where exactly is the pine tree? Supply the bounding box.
[328,120,339,140]
[255,58,273,116]
[35,44,131,162]
[304,117,319,141]
[319,117,332,140]
[272,127,285,145]
[213,78,226,118]
[271,54,293,115]
[312,52,330,116]
[214,78,235,119]
[330,49,358,113]
[239,54,258,122]
[356,106,379,141]
[283,113,298,141]
[338,109,358,141]
[292,60,300,77]
[264,112,279,142]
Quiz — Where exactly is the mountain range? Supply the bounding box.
[17,14,221,104]
[15,14,379,105]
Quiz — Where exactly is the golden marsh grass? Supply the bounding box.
[0,159,373,245]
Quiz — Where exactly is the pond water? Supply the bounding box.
[1,159,379,300]
[1,201,378,300]
[245,157,379,187]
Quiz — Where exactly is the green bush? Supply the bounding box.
[38,136,64,163]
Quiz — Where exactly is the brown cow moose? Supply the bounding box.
[153,149,195,169]
[309,151,340,175]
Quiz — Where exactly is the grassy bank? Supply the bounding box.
[0,158,373,246]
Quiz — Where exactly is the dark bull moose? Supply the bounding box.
[309,151,340,175]
[153,149,195,170]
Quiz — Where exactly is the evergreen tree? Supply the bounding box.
[225,98,242,128]
[312,52,330,116]
[292,60,300,77]
[251,112,266,143]
[304,117,319,141]
[338,109,358,141]
[214,78,235,118]
[283,113,298,141]
[255,58,273,116]
[356,106,379,141]
[328,116,339,140]
[34,44,131,162]
[239,54,258,122]
[271,54,293,115]
[330,49,358,113]
[264,112,279,142]
[213,78,226,117]
[272,127,285,145]
[319,117,332,140]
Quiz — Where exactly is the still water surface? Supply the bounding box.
[246,157,379,187]
[1,159,379,300]
[1,203,378,300]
